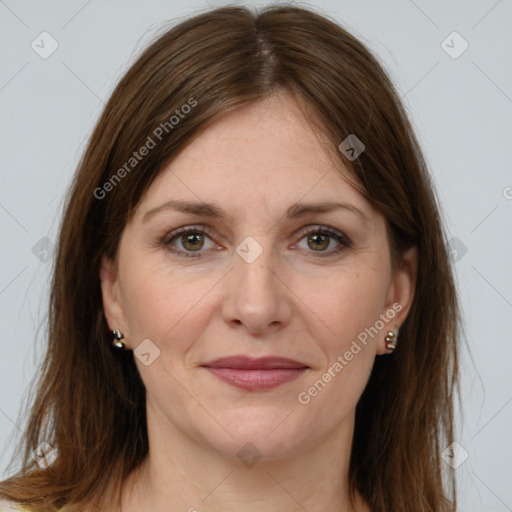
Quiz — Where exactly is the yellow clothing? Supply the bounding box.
[0,501,28,511]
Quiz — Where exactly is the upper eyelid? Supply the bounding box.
[297,225,350,241]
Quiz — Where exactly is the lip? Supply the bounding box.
[201,356,309,391]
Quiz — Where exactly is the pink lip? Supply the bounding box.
[202,356,309,391]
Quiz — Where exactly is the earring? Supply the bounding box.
[384,330,397,353]
[111,329,127,349]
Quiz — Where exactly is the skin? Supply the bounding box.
[100,92,417,512]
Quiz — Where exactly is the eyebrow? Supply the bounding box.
[142,199,369,224]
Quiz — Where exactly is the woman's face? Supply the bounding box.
[100,93,416,462]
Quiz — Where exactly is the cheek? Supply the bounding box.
[305,267,388,349]
[296,272,383,416]
[302,268,389,408]
[118,262,217,357]
[298,350,374,426]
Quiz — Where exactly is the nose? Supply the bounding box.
[222,239,293,335]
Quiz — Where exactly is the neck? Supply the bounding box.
[113,406,369,512]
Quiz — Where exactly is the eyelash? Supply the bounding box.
[160,225,352,259]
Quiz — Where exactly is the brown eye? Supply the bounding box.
[296,226,351,258]
[307,232,330,251]
[181,232,205,251]
[162,226,215,258]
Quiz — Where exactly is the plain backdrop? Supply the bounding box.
[1,0,511,510]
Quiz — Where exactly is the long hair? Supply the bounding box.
[0,4,461,511]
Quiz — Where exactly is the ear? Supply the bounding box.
[376,245,418,355]
[99,255,130,346]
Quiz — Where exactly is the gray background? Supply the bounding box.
[1,0,511,510]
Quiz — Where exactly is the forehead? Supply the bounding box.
[135,93,373,224]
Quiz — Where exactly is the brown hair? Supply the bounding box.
[0,4,461,511]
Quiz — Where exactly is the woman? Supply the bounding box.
[0,4,461,511]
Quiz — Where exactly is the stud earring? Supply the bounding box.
[111,329,127,349]
[384,330,398,353]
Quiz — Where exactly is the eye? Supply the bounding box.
[294,226,351,258]
[160,225,351,259]
[162,226,216,258]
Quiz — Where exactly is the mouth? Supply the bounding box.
[201,356,309,391]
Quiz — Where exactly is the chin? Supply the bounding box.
[199,405,315,463]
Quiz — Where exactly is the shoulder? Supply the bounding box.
[0,500,25,511]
